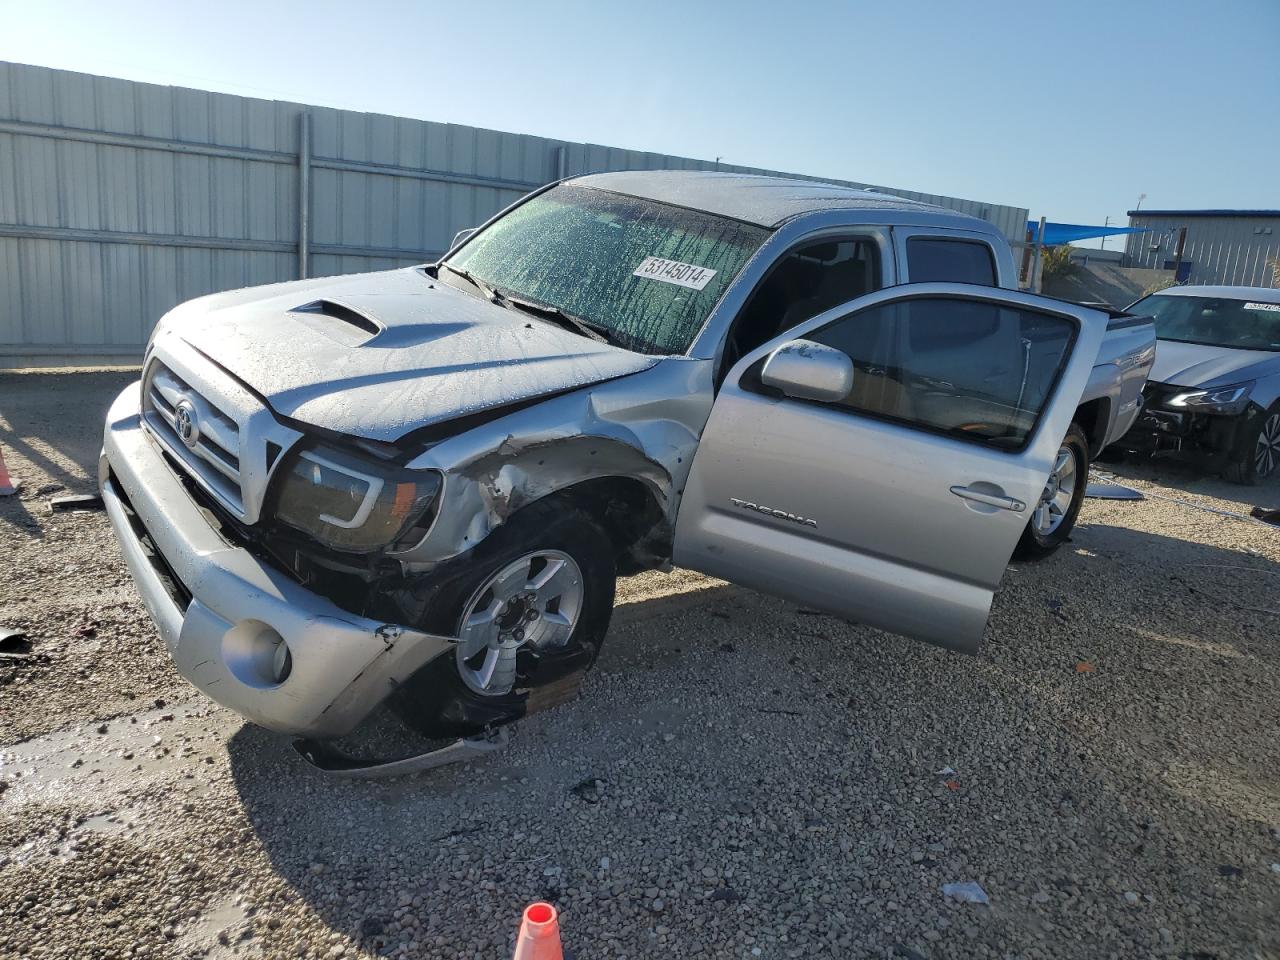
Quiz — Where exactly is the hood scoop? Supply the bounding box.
[174,270,661,442]
[291,299,383,344]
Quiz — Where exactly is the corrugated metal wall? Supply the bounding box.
[1123,213,1280,289]
[0,62,1028,359]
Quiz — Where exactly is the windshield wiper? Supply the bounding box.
[439,264,625,347]
[438,262,501,304]
[502,295,622,346]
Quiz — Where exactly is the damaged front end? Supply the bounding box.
[108,325,709,772]
[1119,380,1258,469]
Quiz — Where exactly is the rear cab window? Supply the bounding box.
[906,237,997,285]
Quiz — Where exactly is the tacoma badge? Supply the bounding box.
[730,498,818,528]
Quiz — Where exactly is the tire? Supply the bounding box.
[1013,422,1089,561]
[1223,404,1280,486]
[389,499,616,738]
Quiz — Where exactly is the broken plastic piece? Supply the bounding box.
[0,628,32,660]
[292,726,509,778]
[49,493,105,512]
[1084,481,1143,501]
[942,881,990,905]
[0,628,28,649]
[1250,506,1280,526]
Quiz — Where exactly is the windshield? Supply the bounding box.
[442,184,770,355]
[1133,293,1280,352]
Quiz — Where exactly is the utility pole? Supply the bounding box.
[297,109,312,280]
[1100,215,1111,251]
[1032,216,1047,293]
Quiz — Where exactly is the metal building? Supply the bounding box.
[1122,209,1280,289]
[0,62,1029,363]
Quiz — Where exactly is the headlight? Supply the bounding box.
[1165,381,1255,415]
[272,444,442,554]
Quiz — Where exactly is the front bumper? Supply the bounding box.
[100,383,453,737]
[1118,386,1254,465]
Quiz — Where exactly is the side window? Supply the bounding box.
[906,238,997,285]
[807,297,1075,449]
[722,238,880,376]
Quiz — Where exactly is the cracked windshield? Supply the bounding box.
[443,183,769,354]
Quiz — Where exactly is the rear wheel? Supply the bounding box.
[1224,405,1280,486]
[1014,422,1089,561]
[389,500,616,738]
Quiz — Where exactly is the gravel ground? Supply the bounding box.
[2,371,1279,960]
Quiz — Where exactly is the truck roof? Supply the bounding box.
[571,170,989,230]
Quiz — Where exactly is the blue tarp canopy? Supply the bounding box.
[1026,221,1146,245]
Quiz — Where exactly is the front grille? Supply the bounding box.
[108,470,193,612]
[142,360,245,513]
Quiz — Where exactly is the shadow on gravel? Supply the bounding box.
[1019,524,1280,955]
[1106,455,1280,514]
[220,532,1280,957]
[1067,521,1279,653]
[0,488,43,539]
[0,371,137,484]
[221,584,742,948]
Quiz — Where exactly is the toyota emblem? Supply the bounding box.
[174,399,200,449]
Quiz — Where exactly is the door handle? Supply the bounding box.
[949,485,1026,512]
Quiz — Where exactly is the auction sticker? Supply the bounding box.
[1244,302,1280,313]
[633,256,717,291]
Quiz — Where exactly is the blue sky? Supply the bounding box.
[2,0,1277,241]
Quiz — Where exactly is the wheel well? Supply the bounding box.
[546,476,669,574]
[1073,397,1111,459]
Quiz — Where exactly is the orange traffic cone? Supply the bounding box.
[0,445,19,497]
[512,902,563,960]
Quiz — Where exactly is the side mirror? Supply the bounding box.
[760,339,854,403]
[450,227,477,250]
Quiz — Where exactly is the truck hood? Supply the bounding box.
[163,267,660,443]
[1151,338,1280,389]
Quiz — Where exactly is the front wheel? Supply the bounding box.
[389,500,617,738]
[1013,422,1089,561]
[1224,405,1280,486]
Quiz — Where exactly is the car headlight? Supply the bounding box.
[273,444,442,554]
[1165,381,1255,415]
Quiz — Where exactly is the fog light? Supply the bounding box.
[222,620,292,688]
[271,637,293,684]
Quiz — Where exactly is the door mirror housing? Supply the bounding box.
[450,227,477,250]
[760,339,855,403]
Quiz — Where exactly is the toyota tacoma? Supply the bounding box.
[100,171,1156,768]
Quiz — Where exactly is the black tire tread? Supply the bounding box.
[389,497,617,738]
[1223,403,1280,486]
[1013,421,1090,562]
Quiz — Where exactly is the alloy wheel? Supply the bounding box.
[1256,413,1280,478]
[455,550,584,696]
[1033,443,1078,536]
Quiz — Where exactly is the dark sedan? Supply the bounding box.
[1117,285,1280,484]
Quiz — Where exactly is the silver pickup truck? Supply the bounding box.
[101,171,1155,760]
